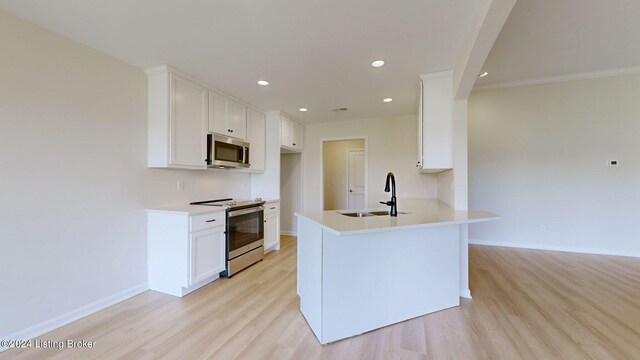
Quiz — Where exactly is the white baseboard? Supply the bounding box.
[469,239,640,258]
[1,283,148,351]
[280,230,297,237]
[460,288,472,299]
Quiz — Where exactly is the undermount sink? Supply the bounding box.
[340,211,375,217]
[338,210,407,217]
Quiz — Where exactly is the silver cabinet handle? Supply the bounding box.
[206,219,216,223]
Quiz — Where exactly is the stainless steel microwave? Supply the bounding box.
[206,134,250,168]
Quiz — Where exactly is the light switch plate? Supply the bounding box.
[177,180,184,191]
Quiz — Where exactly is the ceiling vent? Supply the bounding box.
[331,107,348,112]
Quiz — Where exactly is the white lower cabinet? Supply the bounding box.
[147,210,226,297]
[264,201,280,252]
[190,226,225,284]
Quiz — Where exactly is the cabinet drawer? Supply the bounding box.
[191,211,225,232]
[264,203,279,216]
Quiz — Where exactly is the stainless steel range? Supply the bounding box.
[191,198,265,277]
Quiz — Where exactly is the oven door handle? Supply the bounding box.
[228,206,264,218]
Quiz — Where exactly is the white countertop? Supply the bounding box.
[295,198,499,236]
[145,204,226,215]
[145,198,279,215]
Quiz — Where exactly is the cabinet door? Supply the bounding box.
[228,101,247,139]
[209,92,228,136]
[190,226,225,285]
[419,71,453,172]
[281,116,293,148]
[291,121,303,150]
[170,74,207,168]
[264,214,279,251]
[246,108,265,171]
[417,80,424,170]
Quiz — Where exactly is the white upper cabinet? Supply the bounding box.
[281,115,304,152]
[209,93,228,135]
[281,116,293,148]
[244,108,266,172]
[147,66,207,169]
[146,65,264,170]
[280,116,293,147]
[291,121,303,150]
[209,92,247,140]
[229,101,247,139]
[417,71,453,173]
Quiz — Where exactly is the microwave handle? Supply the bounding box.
[205,134,213,165]
[243,146,249,164]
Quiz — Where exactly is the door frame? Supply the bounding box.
[320,136,368,211]
[346,149,366,209]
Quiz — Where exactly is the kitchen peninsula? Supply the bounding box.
[296,198,499,344]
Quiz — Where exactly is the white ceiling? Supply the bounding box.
[476,0,640,88]
[0,0,479,123]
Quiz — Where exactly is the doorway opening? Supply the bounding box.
[280,152,302,236]
[322,138,367,211]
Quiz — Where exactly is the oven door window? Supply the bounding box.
[215,142,243,163]
[228,211,264,256]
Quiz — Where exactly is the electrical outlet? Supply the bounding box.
[606,160,620,167]
[177,180,184,191]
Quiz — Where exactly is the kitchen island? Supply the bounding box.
[295,198,498,344]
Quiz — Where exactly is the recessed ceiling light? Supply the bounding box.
[299,108,308,112]
[383,98,393,103]
[371,60,385,68]
[478,72,489,78]
[257,80,269,86]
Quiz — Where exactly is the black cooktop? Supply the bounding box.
[190,198,265,211]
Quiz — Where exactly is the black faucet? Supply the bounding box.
[380,172,398,216]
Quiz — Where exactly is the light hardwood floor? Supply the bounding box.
[4,236,640,359]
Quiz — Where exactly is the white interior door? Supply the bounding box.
[348,150,365,209]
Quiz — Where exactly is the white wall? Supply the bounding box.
[280,153,302,234]
[468,74,640,256]
[323,139,365,210]
[303,115,438,212]
[0,11,250,339]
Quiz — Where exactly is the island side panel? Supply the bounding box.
[297,217,323,342]
[148,212,189,296]
[321,226,460,344]
[459,224,472,298]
